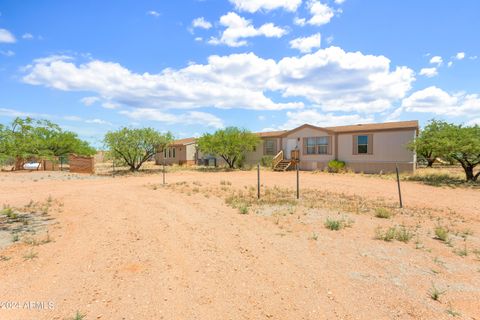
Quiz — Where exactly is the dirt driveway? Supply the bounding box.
[0,170,479,319]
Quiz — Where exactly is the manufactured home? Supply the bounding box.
[156,120,418,173]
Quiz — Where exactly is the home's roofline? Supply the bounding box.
[166,120,419,145]
[170,137,197,146]
[279,124,336,137]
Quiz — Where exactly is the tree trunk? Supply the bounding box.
[426,158,435,167]
[465,166,474,181]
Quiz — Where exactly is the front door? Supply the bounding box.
[285,139,297,160]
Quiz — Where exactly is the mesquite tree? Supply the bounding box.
[104,127,172,172]
[408,120,449,167]
[197,127,259,169]
[437,123,480,181]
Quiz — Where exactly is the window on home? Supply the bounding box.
[164,149,167,158]
[306,138,316,154]
[168,148,171,158]
[172,148,176,158]
[264,140,276,155]
[317,137,328,154]
[306,137,329,154]
[357,135,369,154]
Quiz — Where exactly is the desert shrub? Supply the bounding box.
[434,226,449,242]
[429,283,446,301]
[375,227,396,241]
[238,204,249,215]
[375,226,413,243]
[260,156,274,167]
[396,226,414,243]
[324,216,353,231]
[328,160,346,173]
[375,207,392,219]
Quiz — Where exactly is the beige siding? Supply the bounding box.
[337,129,416,173]
[185,143,197,161]
[283,127,335,169]
[155,145,187,165]
[244,138,281,165]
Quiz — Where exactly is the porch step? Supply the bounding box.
[273,160,293,172]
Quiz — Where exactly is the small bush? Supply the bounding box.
[328,160,346,173]
[435,226,449,242]
[375,226,414,243]
[1,206,16,219]
[375,227,396,241]
[238,205,249,215]
[324,216,353,231]
[325,218,342,230]
[375,207,392,219]
[396,226,414,243]
[429,283,446,301]
[260,156,274,167]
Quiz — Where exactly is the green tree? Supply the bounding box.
[104,127,172,172]
[0,117,96,169]
[437,123,480,181]
[197,127,260,169]
[408,120,449,167]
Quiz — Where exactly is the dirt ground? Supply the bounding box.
[0,168,479,319]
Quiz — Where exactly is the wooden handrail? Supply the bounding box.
[272,150,284,168]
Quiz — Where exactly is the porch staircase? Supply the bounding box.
[272,150,295,172]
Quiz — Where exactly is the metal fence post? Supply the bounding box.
[163,160,166,185]
[296,163,300,199]
[396,164,403,208]
[257,163,260,199]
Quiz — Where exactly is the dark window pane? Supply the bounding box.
[358,145,368,154]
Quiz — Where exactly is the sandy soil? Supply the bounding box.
[0,169,479,319]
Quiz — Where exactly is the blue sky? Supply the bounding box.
[1,0,479,146]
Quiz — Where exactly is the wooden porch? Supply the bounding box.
[272,150,299,171]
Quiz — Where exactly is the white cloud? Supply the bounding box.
[22,33,34,40]
[429,55,443,66]
[419,67,438,78]
[229,0,302,13]
[334,0,346,4]
[209,12,287,47]
[307,1,334,26]
[63,115,82,121]
[147,10,160,17]
[102,102,120,110]
[120,108,224,128]
[275,46,414,113]
[280,110,373,129]
[194,37,203,42]
[289,33,321,53]
[22,47,414,114]
[293,17,306,26]
[455,52,465,60]
[0,28,16,43]
[80,96,100,106]
[402,86,480,116]
[0,50,15,57]
[192,17,212,29]
[85,118,111,125]
[0,108,33,118]
[447,61,453,68]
